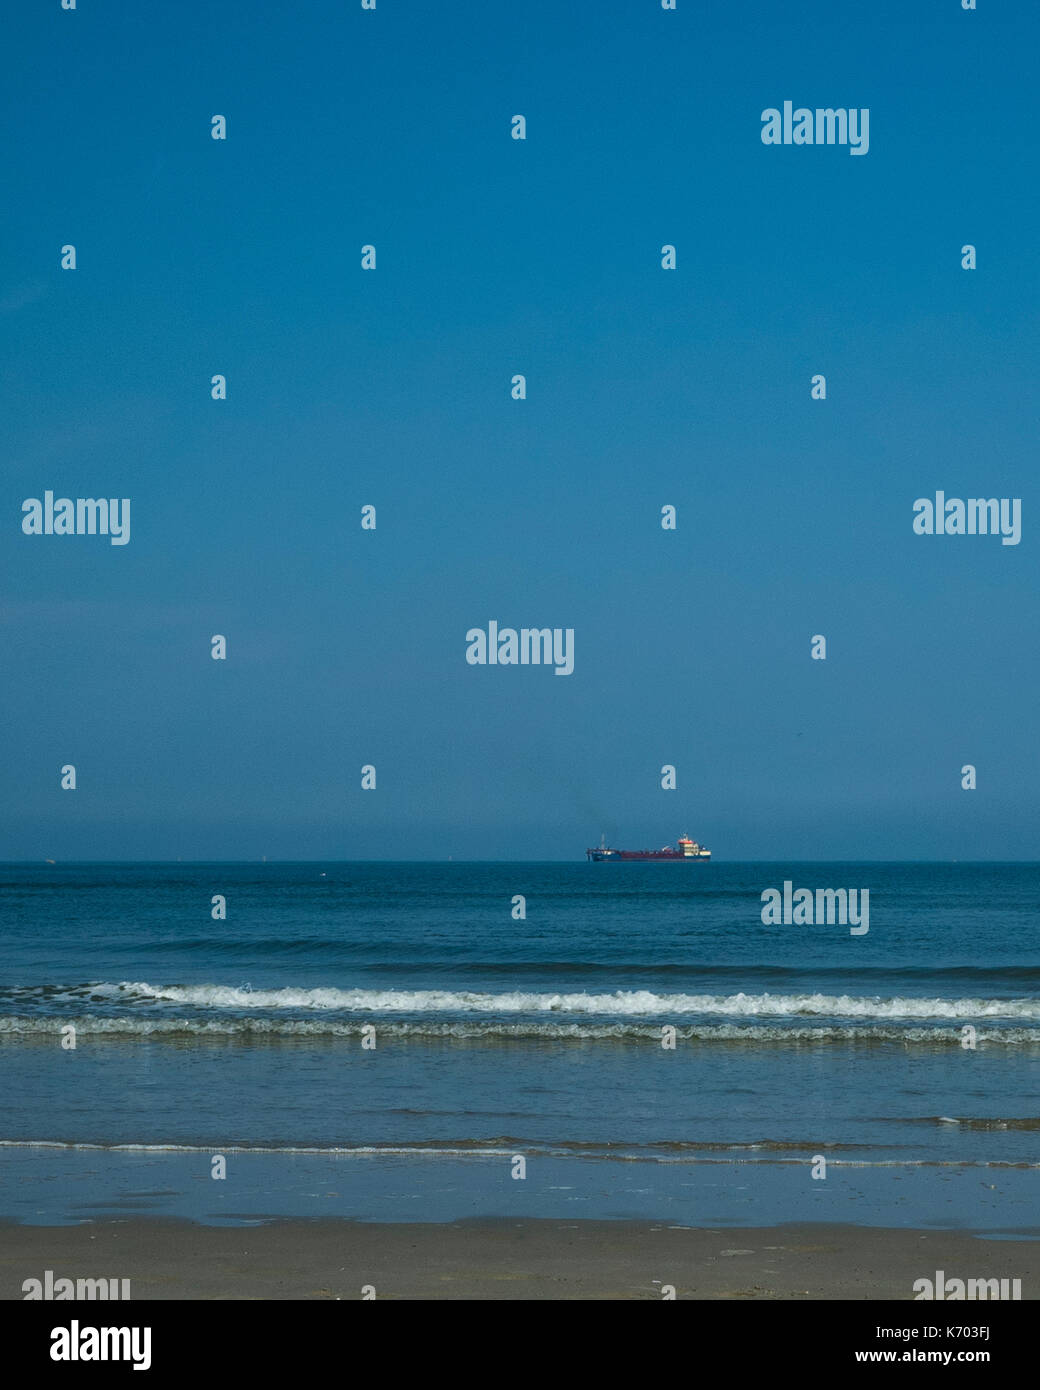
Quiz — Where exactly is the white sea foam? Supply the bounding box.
[101,980,1040,1020]
[0,1139,1035,1168]
[1,1014,1039,1045]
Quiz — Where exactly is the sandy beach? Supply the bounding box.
[2,1219,1036,1300]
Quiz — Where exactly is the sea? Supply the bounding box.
[2,861,1039,1231]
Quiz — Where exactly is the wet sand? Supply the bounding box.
[2,1219,1037,1300]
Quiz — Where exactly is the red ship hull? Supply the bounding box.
[586,838,711,862]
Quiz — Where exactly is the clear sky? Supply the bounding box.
[3,0,1037,860]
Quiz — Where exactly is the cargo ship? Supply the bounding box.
[586,835,711,862]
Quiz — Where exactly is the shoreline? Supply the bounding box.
[2,1218,1037,1300]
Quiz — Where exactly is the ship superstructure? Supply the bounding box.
[586,835,711,862]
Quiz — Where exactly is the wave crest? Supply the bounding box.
[101,981,1040,1020]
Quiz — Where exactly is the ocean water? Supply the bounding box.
[2,861,1039,1229]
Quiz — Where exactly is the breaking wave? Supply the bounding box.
[1,1014,1039,1045]
[1,982,1036,1045]
[0,1138,1037,1167]
[72,980,1040,1020]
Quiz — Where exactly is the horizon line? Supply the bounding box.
[2,858,1038,867]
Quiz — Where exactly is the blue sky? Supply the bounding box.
[2,0,1037,859]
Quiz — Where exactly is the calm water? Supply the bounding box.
[2,861,1038,1227]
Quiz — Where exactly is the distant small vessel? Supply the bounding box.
[586,834,711,862]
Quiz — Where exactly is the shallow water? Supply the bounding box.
[2,861,1038,1225]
